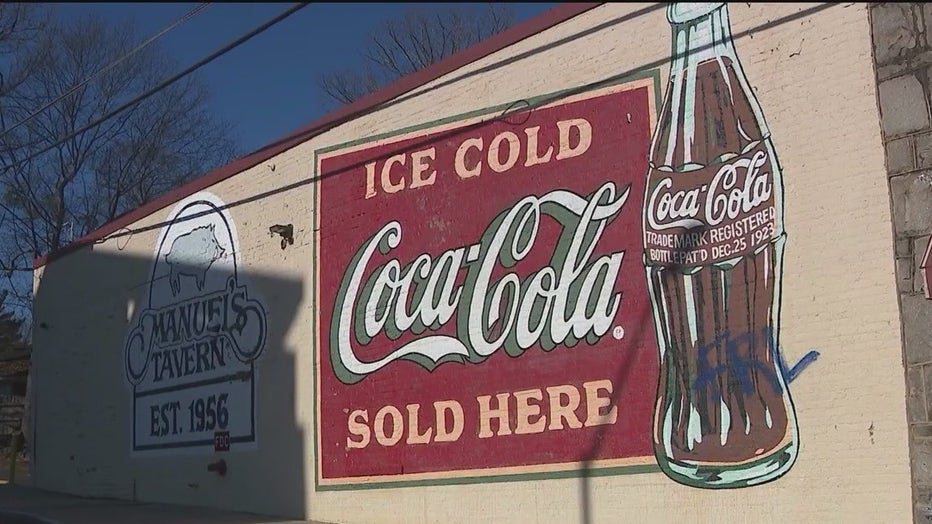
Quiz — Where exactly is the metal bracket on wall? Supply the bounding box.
[207,459,227,477]
[269,224,294,250]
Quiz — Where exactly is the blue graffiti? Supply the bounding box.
[692,328,782,397]
[781,349,820,384]
[691,327,820,398]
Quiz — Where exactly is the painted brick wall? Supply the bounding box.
[872,3,932,522]
[30,3,913,523]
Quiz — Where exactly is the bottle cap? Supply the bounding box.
[667,2,726,24]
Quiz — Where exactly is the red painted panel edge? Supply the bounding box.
[34,2,603,270]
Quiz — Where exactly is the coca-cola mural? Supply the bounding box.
[314,2,817,490]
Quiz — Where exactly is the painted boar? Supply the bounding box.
[164,223,225,296]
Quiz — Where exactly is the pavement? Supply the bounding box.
[0,484,333,524]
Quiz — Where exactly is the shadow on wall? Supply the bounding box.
[30,220,306,519]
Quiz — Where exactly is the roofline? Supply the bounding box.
[33,2,602,270]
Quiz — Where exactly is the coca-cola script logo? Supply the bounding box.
[329,181,631,384]
[647,148,771,231]
[644,142,777,265]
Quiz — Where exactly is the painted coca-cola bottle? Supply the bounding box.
[642,2,798,488]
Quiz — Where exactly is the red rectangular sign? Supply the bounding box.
[214,431,230,452]
[315,76,660,487]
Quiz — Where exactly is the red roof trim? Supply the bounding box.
[34,2,602,269]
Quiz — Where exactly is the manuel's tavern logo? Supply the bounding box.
[124,192,268,454]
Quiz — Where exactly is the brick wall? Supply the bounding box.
[873,2,932,521]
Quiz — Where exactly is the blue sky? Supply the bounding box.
[50,2,559,156]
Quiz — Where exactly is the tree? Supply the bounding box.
[0,7,238,307]
[0,4,46,114]
[318,3,513,105]
[0,290,28,355]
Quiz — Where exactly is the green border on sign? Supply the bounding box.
[311,67,663,492]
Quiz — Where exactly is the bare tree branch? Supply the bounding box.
[0,7,239,311]
[318,4,513,105]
